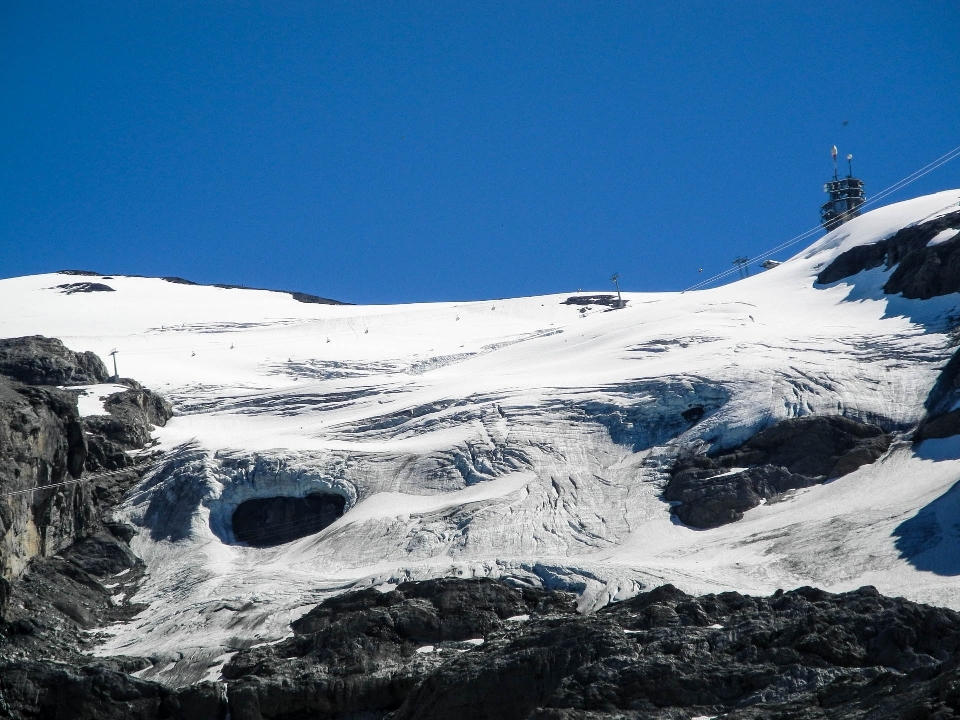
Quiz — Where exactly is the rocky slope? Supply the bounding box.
[0,336,171,587]
[0,336,187,718]
[665,415,893,528]
[9,574,960,719]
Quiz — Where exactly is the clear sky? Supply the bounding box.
[2,2,959,304]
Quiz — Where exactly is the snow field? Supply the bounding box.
[2,190,960,685]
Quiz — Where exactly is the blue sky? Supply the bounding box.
[2,2,958,304]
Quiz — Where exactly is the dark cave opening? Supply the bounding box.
[232,493,346,547]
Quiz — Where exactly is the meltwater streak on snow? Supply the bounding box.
[3,190,960,685]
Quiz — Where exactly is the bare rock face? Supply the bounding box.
[0,375,92,582]
[217,579,960,720]
[0,336,199,719]
[0,526,224,720]
[83,388,173,473]
[816,209,960,298]
[223,578,573,720]
[0,336,109,386]
[0,336,170,595]
[665,415,892,528]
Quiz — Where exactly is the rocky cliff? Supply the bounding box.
[0,373,92,583]
[0,336,171,601]
[7,575,960,719]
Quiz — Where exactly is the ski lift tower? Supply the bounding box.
[820,145,865,231]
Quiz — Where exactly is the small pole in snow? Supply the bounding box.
[733,256,750,279]
[610,273,623,308]
[108,349,119,380]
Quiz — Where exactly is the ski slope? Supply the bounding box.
[3,189,960,685]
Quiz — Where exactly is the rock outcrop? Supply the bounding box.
[223,578,572,720]
[0,336,169,594]
[7,564,960,719]
[0,527,223,720]
[0,336,196,718]
[0,375,91,582]
[220,579,960,720]
[0,335,109,386]
[816,209,960,298]
[665,415,892,528]
[83,387,173,473]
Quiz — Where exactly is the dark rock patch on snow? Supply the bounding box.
[915,408,960,442]
[816,209,960,298]
[193,278,346,304]
[666,415,892,528]
[563,294,625,307]
[232,492,346,547]
[83,388,172,474]
[288,290,344,305]
[55,282,115,294]
[53,271,347,304]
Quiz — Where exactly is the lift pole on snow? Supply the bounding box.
[732,257,751,279]
[109,349,119,381]
[610,273,623,308]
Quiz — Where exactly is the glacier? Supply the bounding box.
[2,189,960,686]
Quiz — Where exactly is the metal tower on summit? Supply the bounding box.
[820,145,865,231]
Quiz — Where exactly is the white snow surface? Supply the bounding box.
[69,384,129,417]
[3,190,960,686]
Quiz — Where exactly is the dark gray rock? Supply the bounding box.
[816,209,960,299]
[83,388,172,473]
[223,578,572,719]
[0,376,91,581]
[217,579,960,720]
[62,531,140,577]
[914,345,960,443]
[0,336,109,386]
[56,282,115,294]
[288,290,346,305]
[665,415,892,528]
[562,295,625,308]
[0,660,225,720]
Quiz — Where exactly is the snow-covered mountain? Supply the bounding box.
[3,189,960,686]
